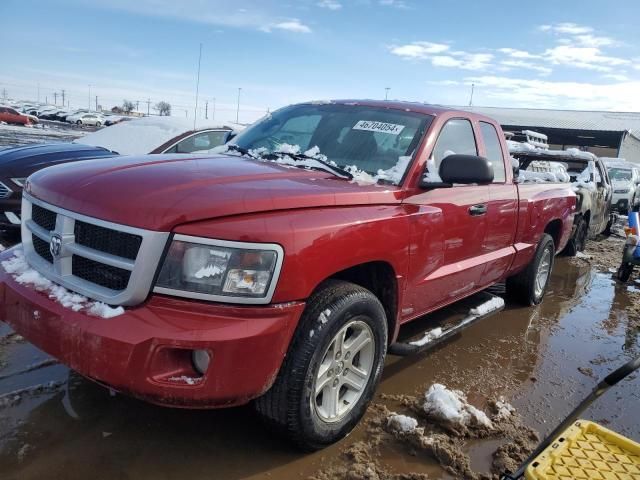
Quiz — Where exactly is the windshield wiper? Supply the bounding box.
[225,144,255,157]
[263,152,353,180]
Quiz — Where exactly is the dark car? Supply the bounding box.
[0,143,114,230]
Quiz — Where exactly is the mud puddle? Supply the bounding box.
[0,236,638,479]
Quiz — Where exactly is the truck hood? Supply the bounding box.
[27,154,402,231]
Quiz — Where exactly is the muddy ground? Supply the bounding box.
[0,228,637,480]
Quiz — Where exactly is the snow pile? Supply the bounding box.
[318,308,331,324]
[507,140,536,153]
[469,296,505,316]
[422,157,443,183]
[410,327,443,347]
[168,375,203,386]
[423,384,493,429]
[76,116,244,155]
[387,414,418,433]
[347,155,414,186]
[1,249,125,318]
[492,397,516,421]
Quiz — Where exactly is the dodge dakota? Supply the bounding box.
[0,101,576,450]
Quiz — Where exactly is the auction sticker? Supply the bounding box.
[353,120,405,135]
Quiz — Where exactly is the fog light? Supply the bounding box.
[191,349,211,375]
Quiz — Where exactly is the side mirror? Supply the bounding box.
[432,154,494,186]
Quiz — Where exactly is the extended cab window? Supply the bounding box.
[479,122,506,182]
[432,119,477,167]
[232,104,432,185]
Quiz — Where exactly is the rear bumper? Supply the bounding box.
[0,249,304,408]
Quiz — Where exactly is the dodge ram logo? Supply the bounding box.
[49,234,62,257]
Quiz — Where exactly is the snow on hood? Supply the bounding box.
[75,116,244,155]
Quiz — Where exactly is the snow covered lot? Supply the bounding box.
[0,121,89,148]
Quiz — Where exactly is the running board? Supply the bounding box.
[388,292,505,357]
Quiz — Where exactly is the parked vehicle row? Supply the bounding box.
[0,101,577,450]
[7,101,115,126]
[0,105,38,126]
[0,116,243,230]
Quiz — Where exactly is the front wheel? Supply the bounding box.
[76,120,82,125]
[254,280,387,451]
[506,233,555,306]
[95,121,101,127]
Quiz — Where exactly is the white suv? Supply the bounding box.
[607,161,640,213]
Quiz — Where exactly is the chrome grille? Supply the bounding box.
[21,194,170,306]
[0,182,12,199]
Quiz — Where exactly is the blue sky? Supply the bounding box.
[1,0,639,122]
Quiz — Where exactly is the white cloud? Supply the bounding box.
[379,0,409,8]
[317,0,342,10]
[389,41,449,59]
[540,22,593,35]
[602,73,629,81]
[261,19,312,33]
[498,48,540,60]
[389,42,491,70]
[544,45,629,72]
[500,59,552,75]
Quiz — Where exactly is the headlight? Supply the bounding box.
[11,178,27,187]
[614,188,630,194]
[154,234,284,304]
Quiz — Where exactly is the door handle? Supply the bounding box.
[469,204,487,216]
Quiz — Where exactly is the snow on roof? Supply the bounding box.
[458,105,640,136]
[75,116,244,155]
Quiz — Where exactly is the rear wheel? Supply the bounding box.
[254,280,387,451]
[563,217,588,256]
[95,121,101,127]
[617,262,634,283]
[507,233,555,306]
[76,120,82,125]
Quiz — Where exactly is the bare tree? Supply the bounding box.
[154,101,171,116]
[122,100,135,113]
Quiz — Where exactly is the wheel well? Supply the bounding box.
[544,219,563,248]
[326,262,398,341]
[582,210,591,224]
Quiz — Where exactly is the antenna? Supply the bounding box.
[468,83,475,106]
[194,42,202,130]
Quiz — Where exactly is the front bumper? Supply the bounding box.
[0,249,304,408]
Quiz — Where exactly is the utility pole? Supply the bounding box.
[385,87,390,101]
[61,89,66,106]
[204,100,208,119]
[37,82,40,103]
[212,97,216,121]
[95,95,98,111]
[45,96,48,104]
[185,109,188,118]
[236,87,242,123]
[468,83,475,107]
[146,98,151,116]
[54,92,58,105]
[135,100,139,112]
[194,42,203,129]
[1,88,6,102]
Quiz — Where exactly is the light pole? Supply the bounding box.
[194,42,202,129]
[236,87,242,123]
[385,87,390,101]
[212,97,216,121]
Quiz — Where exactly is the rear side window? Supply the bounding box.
[432,119,477,167]
[480,122,506,182]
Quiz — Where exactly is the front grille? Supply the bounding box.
[33,236,53,263]
[74,221,142,260]
[32,204,57,231]
[22,195,169,306]
[0,182,12,199]
[72,256,131,291]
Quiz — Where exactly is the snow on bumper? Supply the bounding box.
[0,249,304,408]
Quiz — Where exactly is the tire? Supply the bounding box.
[95,122,101,127]
[617,262,633,283]
[506,233,555,306]
[254,280,388,451]
[562,217,588,256]
[76,120,82,125]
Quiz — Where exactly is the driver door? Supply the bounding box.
[404,118,489,318]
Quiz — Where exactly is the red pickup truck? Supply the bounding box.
[0,101,575,450]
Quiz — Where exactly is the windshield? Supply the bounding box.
[608,168,632,181]
[231,103,432,185]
